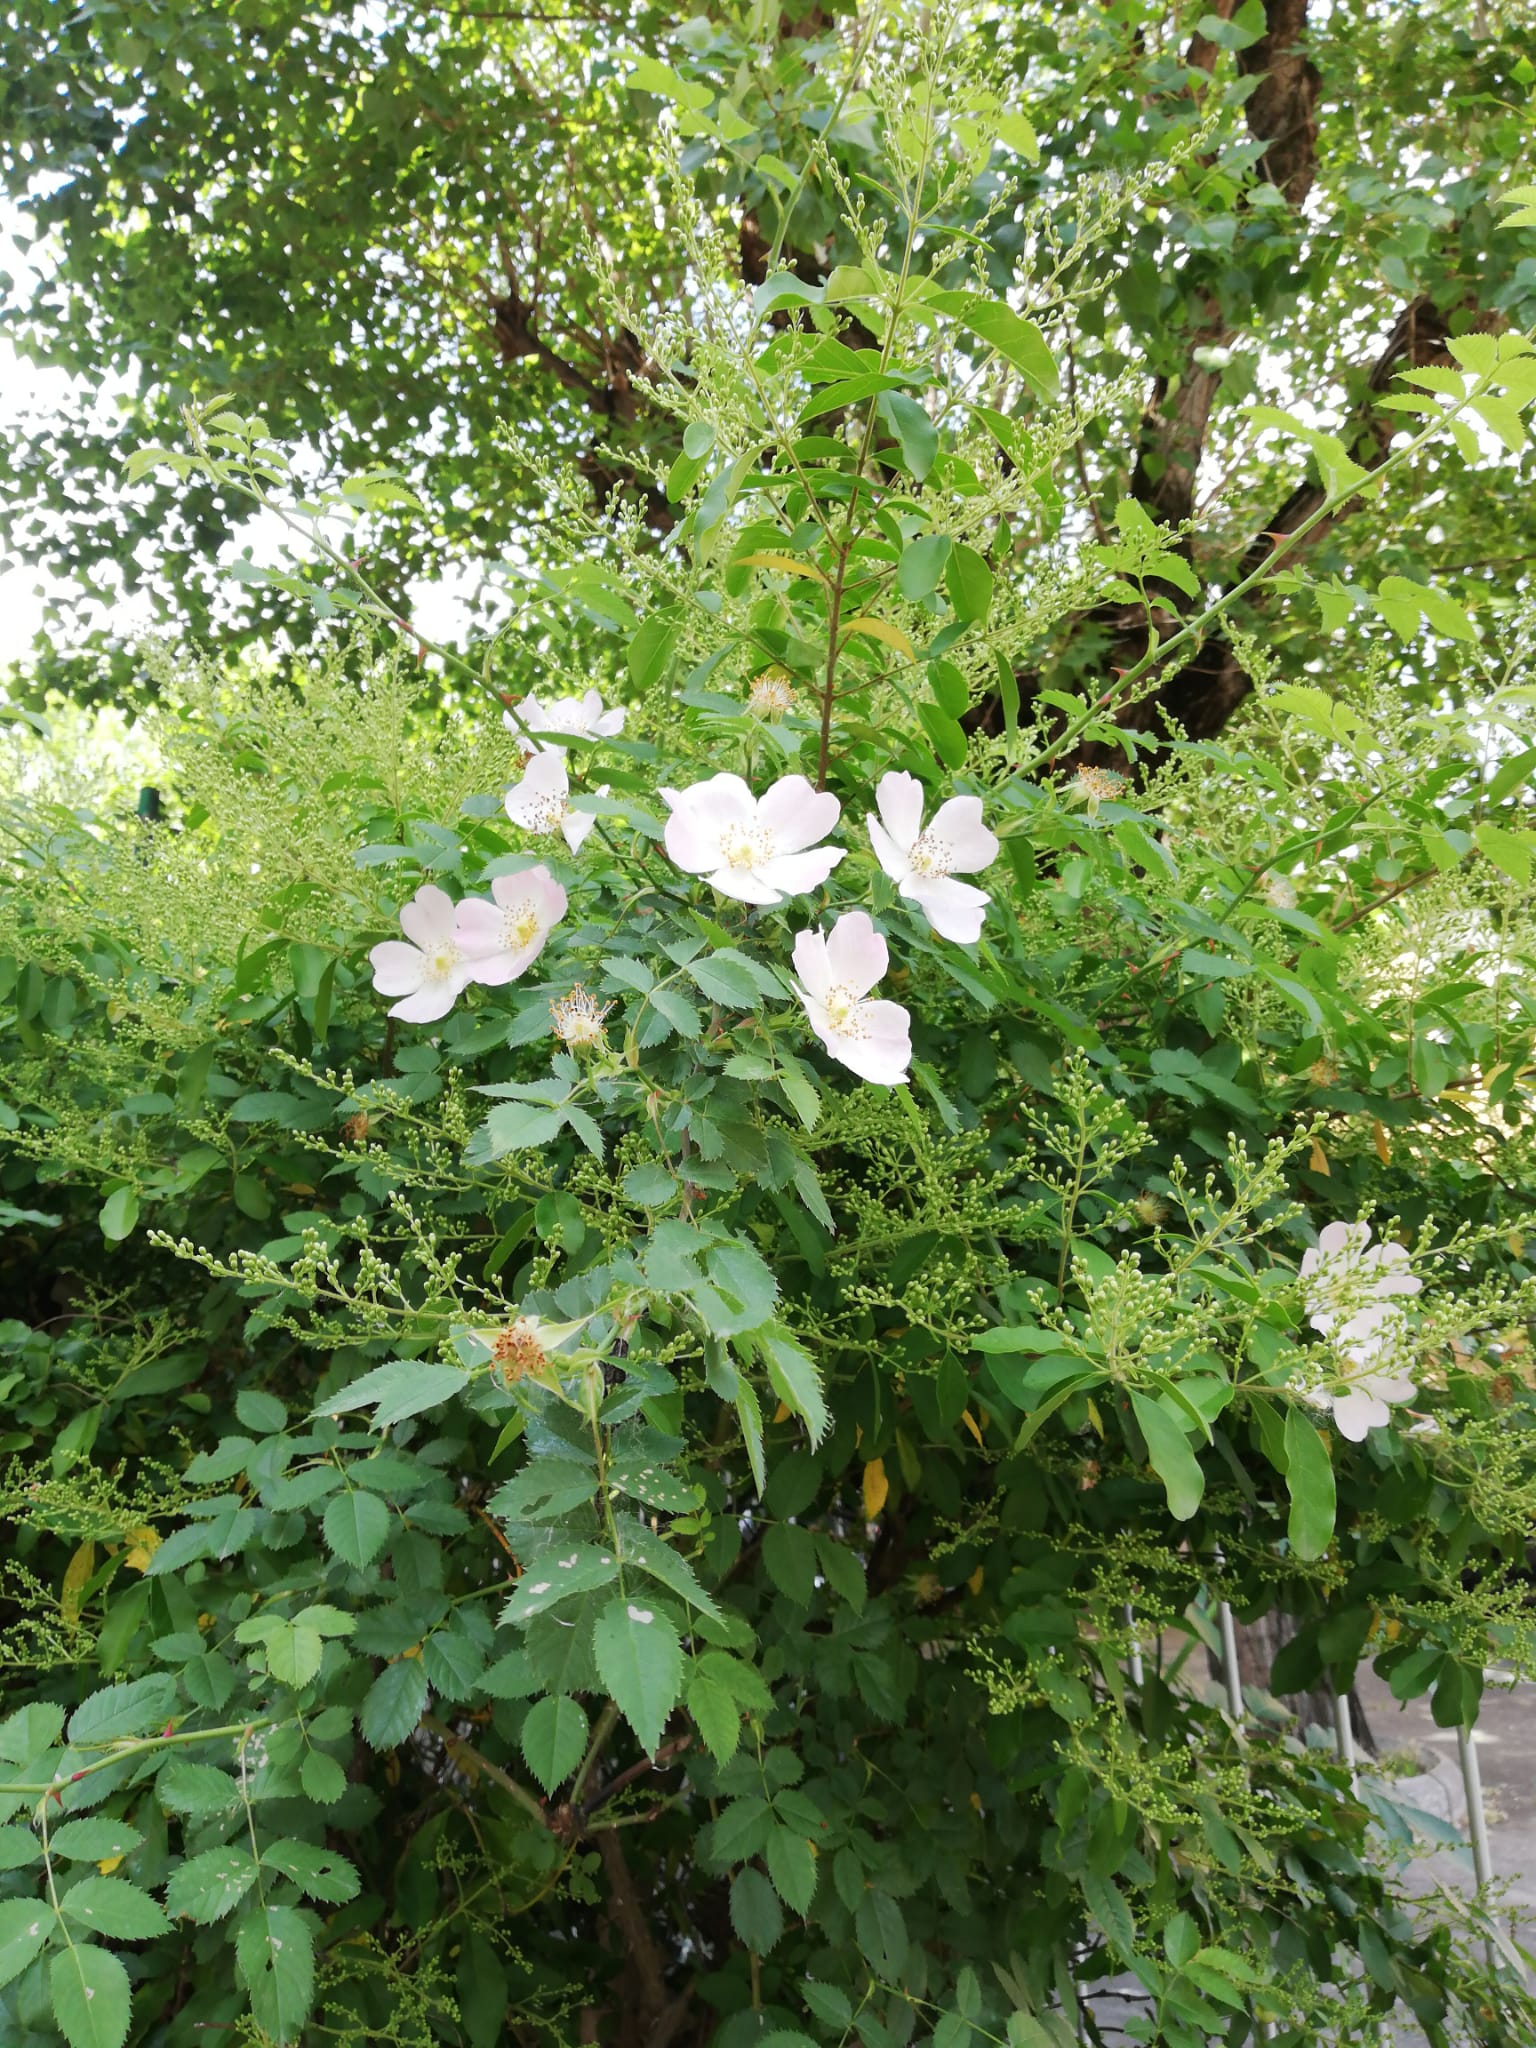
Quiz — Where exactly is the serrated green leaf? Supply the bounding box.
[323,1490,393,1569]
[60,1875,169,1940]
[47,1819,143,1861]
[359,1657,430,1749]
[319,1360,469,1430]
[235,1903,316,2045]
[261,1839,361,1904]
[593,1593,683,1752]
[50,1944,132,2048]
[519,1695,588,1794]
[684,1668,741,1762]
[1082,1869,1137,1959]
[764,1821,817,1914]
[730,1864,784,1952]
[164,1846,259,1923]
[0,1897,51,1988]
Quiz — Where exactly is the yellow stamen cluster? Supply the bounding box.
[552,985,612,1049]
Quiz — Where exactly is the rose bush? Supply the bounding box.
[4,22,1536,2048]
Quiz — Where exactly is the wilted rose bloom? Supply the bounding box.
[747,667,796,719]
[660,772,843,904]
[455,865,567,985]
[504,688,625,754]
[865,770,998,943]
[1264,872,1300,911]
[369,884,477,1023]
[552,985,611,1049]
[792,910,911,1086]
[504,751,603,854]
[1073,764,1126,810]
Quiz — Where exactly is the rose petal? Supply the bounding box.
[823,909,887,996]
[791,929,834,1003]
[389,974,464,1023]
[662,773,754,872]
[705,864,782,905]
[398,883,458,951]
[866,813,911,885]
[927,794,999,873]
[757,774,841,854]
[875,770,925,854]
[369,939,426,997]
[760,847,844,899]
[904,873,990,944]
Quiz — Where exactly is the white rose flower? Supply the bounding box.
[865,770,999,943]
[504,750,603,854]
[369,884,476,1023]
[1299,1220,1423,1437]
[504,688,625,754]
[454,865,567,985]
[660,772,844,905]
[792,910,911,1087]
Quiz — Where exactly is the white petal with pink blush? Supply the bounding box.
[370,883,476,1023]
[454,865,568,986]
[661,772,844,904]
[791,911,911,1086]
[504,751,605,854]
[865,770,998,943]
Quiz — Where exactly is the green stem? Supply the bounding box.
[11,1719,274,1797]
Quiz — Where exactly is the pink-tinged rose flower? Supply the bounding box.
[660,772,844,905]
[791,910,911,1087]
[454,865,567,985]
[370,884,476,1023]
[866,770,998,943]
[504,750,603,854]
[504,688,625,753]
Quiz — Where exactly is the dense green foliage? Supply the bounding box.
[4,7,1536,2048]
[3,0,1536,709]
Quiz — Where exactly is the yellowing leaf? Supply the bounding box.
[1085,1397,1104,1438]
[62,1541,95,1627]
[967,1566,984,1595]
[1372,1120,1391,1165]
[772,1400,792,1424]
[1309,1136,1330,1175]
[97,1855,125,1875]
[862,1458,890,1519]
[840,615,916,663]
[733,550,829,585]
[122,1526,161,1573]
[960,1409,983,1446]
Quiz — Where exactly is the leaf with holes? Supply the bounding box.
[0,1897,51,1988]
[236,1902,316,2046]
[164,1846,259,1923]
[261,1839,361,1904]
[60,1875,169,1940]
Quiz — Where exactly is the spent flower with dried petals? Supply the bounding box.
[660,772,843,904]
[1073,765,1126,810]
[747,667,796,719]
[552,985,612,1050]
[792,910,911,1086]
[866,770,998,943]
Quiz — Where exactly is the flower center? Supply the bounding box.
[552,985,612,1048]
[502,902,543,950]
[424,942,462,982]
[908,829,952,877]
[524,795,567,835]
[720,821,774,871]
[824,984,866,1035]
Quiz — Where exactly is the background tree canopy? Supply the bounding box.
[3,0,1534,712]
[3,6,1536,2048]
